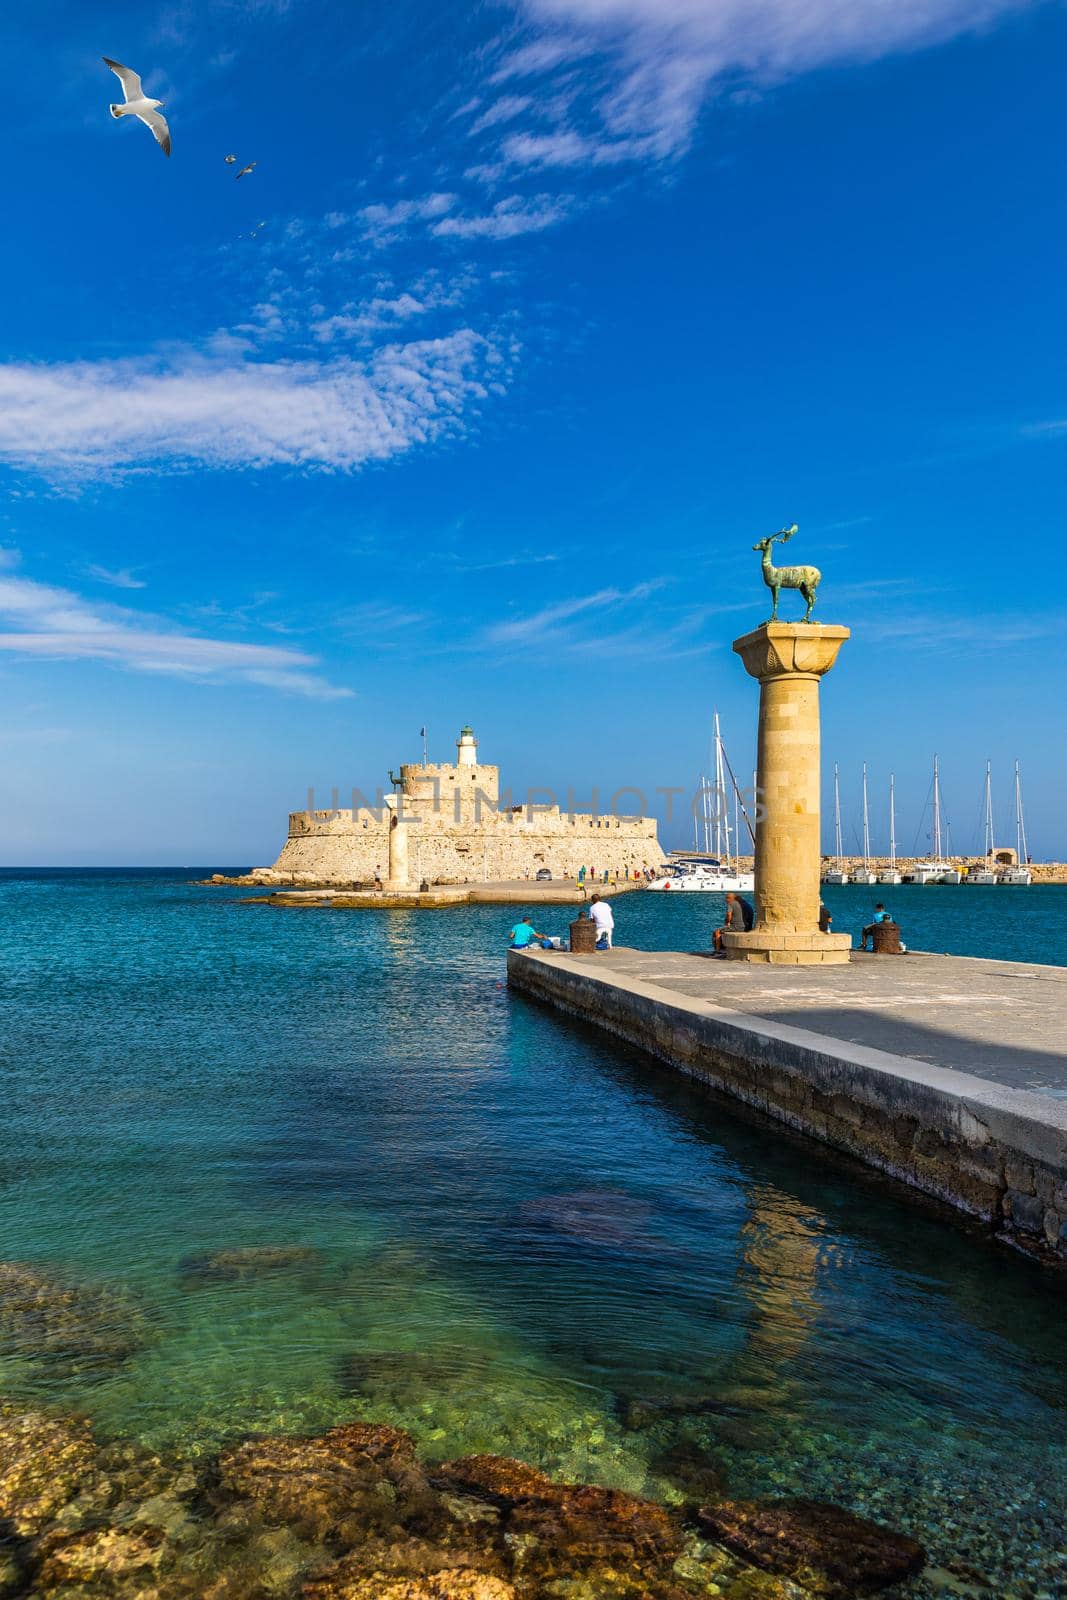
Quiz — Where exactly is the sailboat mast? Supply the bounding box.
[932,755,942,860]
[1015,762,1028,864]
[862,763,871,868]
[889,773,897,867]
[833,764,843,860]
[984,762,993,859]
[713,713,724,858]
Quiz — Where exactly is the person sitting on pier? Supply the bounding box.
[860,903,891,951]
[713,891,754,952]
[589,894,615,949]
[508,917,547,950]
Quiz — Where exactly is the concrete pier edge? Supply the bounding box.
[507,947,1067,1266]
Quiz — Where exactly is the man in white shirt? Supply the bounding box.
[589,894,614,949]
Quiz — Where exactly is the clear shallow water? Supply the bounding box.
[1,870,1066,1595]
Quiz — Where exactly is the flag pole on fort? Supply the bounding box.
[420,726,427,765]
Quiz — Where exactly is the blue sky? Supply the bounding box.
[1,0,1064,864]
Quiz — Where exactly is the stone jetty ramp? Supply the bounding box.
[508,947,1067,1265]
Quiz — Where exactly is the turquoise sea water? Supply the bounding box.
[1,870,1066,1594]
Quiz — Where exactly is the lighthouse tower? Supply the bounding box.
[456,726,478,766]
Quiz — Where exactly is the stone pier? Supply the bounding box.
[508,945,1067,1265]
[725,622,851,965]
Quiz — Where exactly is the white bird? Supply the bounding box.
[103,57,171,156]
[224,153,237,164]
[235,161,257,180]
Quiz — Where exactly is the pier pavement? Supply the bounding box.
[507,946,1067,1264]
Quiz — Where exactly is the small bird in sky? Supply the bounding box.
[224,153,237,164]
[102,57,171,157]
[235,161,257,180]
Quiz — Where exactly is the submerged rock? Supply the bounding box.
[213,1422,443,1548]
[178,1245,321,1285]
[0,1405,99,1536]
[0,1261,149,1378]
[516,1191,657,1251]
[304,1571,515,1600]
[34,1523,166,1595]
[649,1439,728,1502]
[697,1497,925,1597]
[434,1453,683,1579]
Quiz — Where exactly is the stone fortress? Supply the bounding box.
[246,726,664,889]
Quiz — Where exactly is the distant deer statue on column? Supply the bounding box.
[752,523,821,622]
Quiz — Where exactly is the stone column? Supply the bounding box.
[723,622,852,965]
[384,811,410,890]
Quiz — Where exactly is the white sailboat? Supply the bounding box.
[649,713,754,892]
[907,755,960,883]
[853,763,879,885]
[822,764,849,884]
[878,772,902,885]
[966,762,997,884]
[999,762,1032,884]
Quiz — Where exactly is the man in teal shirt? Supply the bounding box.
[508,917,546,949]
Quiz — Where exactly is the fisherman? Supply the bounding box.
[713,891,754,952]
[508,916,546,950]
[860,902,892,951]
[589,893,615,950]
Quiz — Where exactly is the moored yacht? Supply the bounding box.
[998,763,1032,884]
[822,765,850,885]
[878,773,902,884]
[966,763,997,883]
[853,763,879,885]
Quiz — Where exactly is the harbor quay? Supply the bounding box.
[507,944,1067,1264]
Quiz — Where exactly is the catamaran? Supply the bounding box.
[853,763,879,885]
[649,713,755,892]
[822,764,849,885]
[999,762,1032,884]
[878,772,902,884]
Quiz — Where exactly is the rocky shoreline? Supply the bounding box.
[0,1397,929,1600]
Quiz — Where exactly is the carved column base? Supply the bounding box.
[722,929,852,965]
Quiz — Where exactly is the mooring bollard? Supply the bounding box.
[569,915,598,954]
[872,920,903,955]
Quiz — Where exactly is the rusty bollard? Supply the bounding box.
[871,920,902,955]
[569,914,598,954]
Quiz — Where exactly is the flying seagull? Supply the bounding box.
[103,57,171,156]
[224,153,237,164]
[235,161,257,180]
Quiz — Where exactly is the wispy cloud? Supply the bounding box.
[487,580,662,643]
[85,564,147,590]
[356,193,457,245]
[489,0,1039,167]
[0,572,350,698]
[432,193,573,240]
[0,329,501,480]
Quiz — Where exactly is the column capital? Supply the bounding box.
[732,622,850,683]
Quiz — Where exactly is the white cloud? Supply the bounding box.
[469,94,535,134]
[86,564,147,590]
[0,329,498,478]
[0,572,350,698]
[357,193,457,243]
[432,194,572,239]
[504,0,1040,161]
[487,581,661,643]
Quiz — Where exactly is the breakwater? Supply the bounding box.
[508,946,1067,1264]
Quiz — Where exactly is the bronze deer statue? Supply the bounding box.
[752,524,820,622]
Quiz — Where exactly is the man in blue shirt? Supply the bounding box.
[860,903,891,951]
[508,917,546,950]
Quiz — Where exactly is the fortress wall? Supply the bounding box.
[264,809,662,885]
